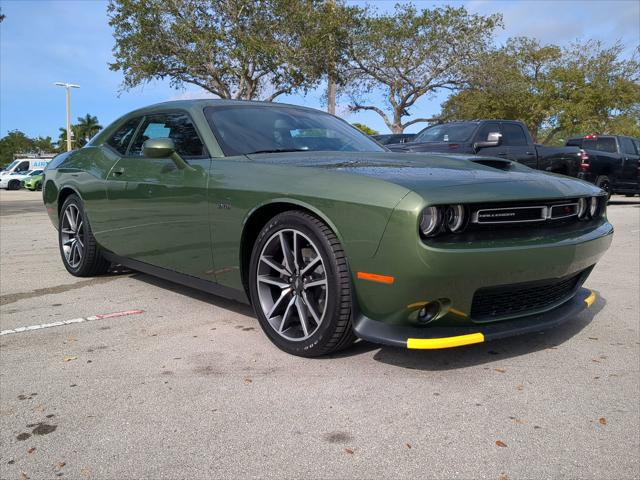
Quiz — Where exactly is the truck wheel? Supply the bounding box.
[595,176,611,200]
[7,180,20,190]
[248,211,356,357]
[59,194,111,277]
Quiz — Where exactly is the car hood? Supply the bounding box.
[386,141,471,153]
[246,151,601,202]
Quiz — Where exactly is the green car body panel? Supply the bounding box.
[23,173,43,191]
[43,99,612,350]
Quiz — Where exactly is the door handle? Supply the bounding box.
[525,152,535,155]
[497,152,508,156]
[112,167,125,176]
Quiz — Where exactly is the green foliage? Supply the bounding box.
[347,4,502,133]
[351,122,378,135]
[442,39,640,143]
[0,131,55,167]
[108,0,360,101]
[56,114,103,151]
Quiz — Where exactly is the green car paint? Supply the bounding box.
[22,171,44,191]
[43,99,612,350]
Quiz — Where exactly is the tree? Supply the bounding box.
[108,0,359,101]
[346,4,502,133]
[56,114,102,151]
[442,39,640,143]
[76,114,103,143]
[351,122,378,135]
[0,131,56,166]
[0,131,33,166]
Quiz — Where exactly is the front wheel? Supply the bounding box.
[248,211,355,357]
[58,195,110,276]
[7,180,20,190]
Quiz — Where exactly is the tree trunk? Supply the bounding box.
[327,75,336,115]
[391,107,403,133]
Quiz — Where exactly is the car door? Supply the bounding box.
[618,137,640,189]
[473,122,505,158]
[104,111,214,280]
[500,122,537,168]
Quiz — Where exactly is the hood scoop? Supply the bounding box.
[472,158,514,171]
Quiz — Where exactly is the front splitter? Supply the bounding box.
[353,288,596,349]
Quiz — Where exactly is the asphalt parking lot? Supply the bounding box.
[0,189,638,480]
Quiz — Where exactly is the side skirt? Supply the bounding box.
[102,252,249,304]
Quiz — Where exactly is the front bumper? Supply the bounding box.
[354,288,596,349]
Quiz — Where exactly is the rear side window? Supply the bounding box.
[620,137,637,155]
[501,123,528,146]
[597,137,617,153]
[128,113,206,157]
[107,118,141,154]
[566,139,583,148]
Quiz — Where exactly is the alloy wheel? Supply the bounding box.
[61,204,85,269]
[256,228,328,341]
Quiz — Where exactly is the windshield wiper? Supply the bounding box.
[246,148,309,154]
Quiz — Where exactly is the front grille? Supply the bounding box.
[470,270,588,321]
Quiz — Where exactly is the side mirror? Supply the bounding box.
[143,137,175,158]
[142,138,192,170]
[474,132,502,151]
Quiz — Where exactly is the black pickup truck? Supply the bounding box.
[388,120,583,177]
[566,135,640,196]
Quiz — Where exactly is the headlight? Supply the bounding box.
[445,204,466,232]
[589,197,599,218]
[577,197,588,219]
[420,206,442,237]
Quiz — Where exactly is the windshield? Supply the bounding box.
[30,170,43,176]
[204,105,386,156]
[414,123,478,143]
[1,160,19,172]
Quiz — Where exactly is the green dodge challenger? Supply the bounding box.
[43,100,612,356]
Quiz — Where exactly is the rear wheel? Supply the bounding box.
[7,179,20,190]
[248,211,355,357]
[58,195,110,276]
[595,175,611,200]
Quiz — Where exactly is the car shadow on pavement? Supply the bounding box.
[368,292,606,371]
[129,271,255,318]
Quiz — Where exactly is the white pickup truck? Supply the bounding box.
[0,158,52,190]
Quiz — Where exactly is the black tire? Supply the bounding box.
[595,175,611,200]
[7,179,20,190]
[58,194,110,277]
[36,182,42,191]
[248,211,356,357]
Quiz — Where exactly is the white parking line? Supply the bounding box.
[0,309,144,336]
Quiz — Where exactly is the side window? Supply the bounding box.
[620,137,637,155]
[107,118,141,154]
[566,139,583,148]
[475,122,501,142]
[595,137,617,153]
[128,113,205,158]
[501,123,528,146]
[16,161,30,172]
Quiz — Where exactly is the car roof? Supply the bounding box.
[125,98,323,117]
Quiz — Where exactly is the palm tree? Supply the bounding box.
[76,114,102,143]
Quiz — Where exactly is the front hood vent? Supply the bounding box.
[472,159,513,171]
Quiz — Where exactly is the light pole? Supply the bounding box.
[54,82,80,151]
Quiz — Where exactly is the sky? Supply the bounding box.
[0,0,638,140]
